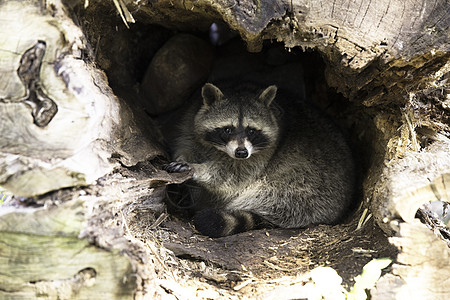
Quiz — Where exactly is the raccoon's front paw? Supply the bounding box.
[162,161,192,173]
[193,208,227,238]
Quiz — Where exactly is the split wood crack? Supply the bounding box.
[1,40,58,127]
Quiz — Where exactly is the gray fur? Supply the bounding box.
[166,82,356,236]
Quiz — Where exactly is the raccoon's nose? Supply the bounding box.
[235,147,249,159]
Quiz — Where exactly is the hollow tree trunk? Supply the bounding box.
[1,0,449,299]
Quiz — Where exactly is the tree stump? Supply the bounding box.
[1,0,449,299]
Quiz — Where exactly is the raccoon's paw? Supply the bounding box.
[193,208,228,238]
[163,161,192,173]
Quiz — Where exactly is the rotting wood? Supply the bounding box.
[129,0,450,108]
[388,220,450,300]
[0,0,449,299]
[0,160,195,299]
[371,140,450,234]
[0,199,136,299]
[0,0,162,197]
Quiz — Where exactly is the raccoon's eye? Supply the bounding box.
[247,128,256,136]
[223,127,233,135]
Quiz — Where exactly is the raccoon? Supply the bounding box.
[163,82,356,237]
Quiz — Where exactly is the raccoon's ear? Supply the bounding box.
[202,83,224,106]
[259,85,277,107]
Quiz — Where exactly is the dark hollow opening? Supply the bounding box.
[75,2,396,287]
[79,13,378,227]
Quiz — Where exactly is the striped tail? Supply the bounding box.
[193,208,271,237]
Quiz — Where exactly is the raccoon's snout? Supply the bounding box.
[225,140,253,159]
[235,147,249,159]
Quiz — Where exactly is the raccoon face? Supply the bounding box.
[204,124,268,159]
[194,83,280,160]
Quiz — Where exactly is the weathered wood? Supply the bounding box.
[0,200,136,299]
[389,220,450,300]
[130,0,450,106]
[371,140,450,234]
[0,0,162,197]
[1,0,449,299]
[0,159,195,299]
